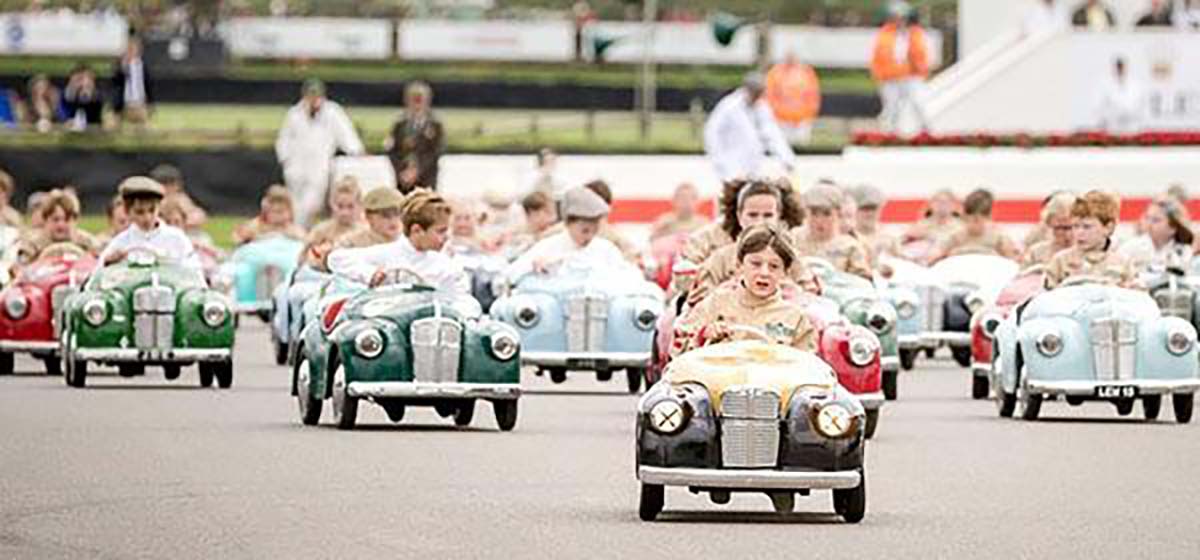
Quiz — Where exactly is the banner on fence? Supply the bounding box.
[397,19,574,62]
[770,26,943,69]
[227,17,392,60]
[0,12,127,56]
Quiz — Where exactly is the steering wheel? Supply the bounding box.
[38,242,87,260]
[801,257,835,279]
[124,246,161,265]
[1019,264,1047,277]
[375,267,427,287]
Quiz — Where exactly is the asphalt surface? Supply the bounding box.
[2,322,1199,559]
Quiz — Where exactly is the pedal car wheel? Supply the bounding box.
[63,334,86,388]
[453,400,476,427]
[864,409,879,439]
[549,368,567,384]
[833,469,866,523]
[596,370,613,382]
[274,340,288,366]
[198,364,214,388]
[0,351,12,375]
[383,402,406,423]
[625,369,643,394]
[899,349,916,371]
[214,362,233,389]
[971,375,989,400]
[882,369,898,401]
[1115,399,1134,416]
[1018,387,1042,421]
[924,347,936,359]
[1142,395,1162,421]
[330,365,358,430]
[42,356,61,377]
[769,492,795,514]
[638,483,664,522]
[996,390,1016,417]
[163,364,181,381]
[118,363,145,378]
[295,359,323,426]
[1173,393,1195,424]
[951,346,972,368]
[492,400,518,432]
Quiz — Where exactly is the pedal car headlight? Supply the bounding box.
[648,399,687,434]
[82,298,107,326]
[489,329,520,361]
[633,304,658,331]
[980,313,1002,339]
[895,298,917,320]
[1167,327,1194,356]
[514,303,539,329]
[814,403,855,439]
[965,292,986,314]
[1036,331,1063,357]
[354,329,385,359]
[847,336,877,367]
[201,300,228,328]
[866,303,894,334]
[4,292,27,320]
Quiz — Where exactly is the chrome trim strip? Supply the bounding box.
[1026,379,1200,396]
[74,348,231,362]
[0,340,59,353]
[853,391,885,409]
[637,466,861,490]
[971,363,990,378]
[234,301,273,314]
[922,332,973,346]
[521,351,651,368]
[346,381,521,400]
[880,356,900,372]
[898,335,923,349]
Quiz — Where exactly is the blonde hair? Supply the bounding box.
[401,189,451,233]
[39,189,81,220]
[262,184,294,211]
[159,196,187,225]
[329,176,361,202]
[1041,192,1076,224]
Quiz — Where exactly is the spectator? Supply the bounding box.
[870,2,931,133]
[149,164,207,230]
[649,182,709,243]
[22,74,62,132]
[1022,0,1067,37]
[112,37,153,128]
[62,65,104,130]
[275,78,365,226]
[0,170,21,229]
[1072,0,1117,30]
[1096,57,1145,133]
[703,72,796,180]
[1137,0,1177,26]
[385,81,445,191]
[765,52,822,145]
[1180,0,1200,28]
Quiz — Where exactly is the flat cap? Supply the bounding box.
[148,164,182,184]
[562,186,610,219]
[118,176,165,199]
[743,71,765,92]
[802,183,843,209]
[849,184,885,209]
[301,78,326,97]
[362,187,405,211]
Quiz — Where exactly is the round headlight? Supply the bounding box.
[1167,328,1194,356]
[865,303,894,334]
[514,304,539,329]
[4,293,28,320]
[814,403,854,439]
[847,336,877,367]
[490,330,520,361]
[965,292,986,314]
[896,299,917,320]
[201,300,228,328]
[981,314,1002,339]
[1036,331,1063,357]
[354,329,385,359]
[648,399,687,434]
[633,305,658,331]
[82,298,107,327]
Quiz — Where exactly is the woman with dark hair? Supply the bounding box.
[671,223,816,358]
[1119,197,1194,273]
[680,177,803,266]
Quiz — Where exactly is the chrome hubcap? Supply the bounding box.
[331,365,346,421]
[296,360,312,416]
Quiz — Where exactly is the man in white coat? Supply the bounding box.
[275,79,365,227]
[703,72,797,181]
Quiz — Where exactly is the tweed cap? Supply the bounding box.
[362,187,405,211]
[118,176,165,199]
[562,186,610,219]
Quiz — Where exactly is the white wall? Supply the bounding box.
[959,0,1179,58]
[0,12,127,56]
[226,17,392,59]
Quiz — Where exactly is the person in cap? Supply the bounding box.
[233,185,307,245]
[149,164,207,230]
[25,191,48,230]
[504,185,627,282]
[539,179,637,261]
[1045,190,1134,289]
[333,186,403,250]
[649,182,710,243]
[275,78,365,227]
[327,189,468,294]
[97,177,199,268]
[1119,197,1194,274]
[791,182,873,279]
[703,71,797,180]
[478,184,524,249]
[848,183,900,271]
[384,81,445,191]
[925,188,1019,264]
[17,188,101,265]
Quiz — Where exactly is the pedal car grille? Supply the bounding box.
[719,388,780,468]
[566,295,608,353]
[411,317,462,383]
[133,286,175,350]
[1090,318,1137,381]
[1155,289,1193,323]
[918,285,944,332]
[256,265,284,302]
[51,285,77,337]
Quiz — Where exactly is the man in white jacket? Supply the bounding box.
[504,186,627,283]
[703,72,797,181]
[275,79,365,227]
[326,190,469,295]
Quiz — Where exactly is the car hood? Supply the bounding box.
[343,286,482,323]
[664,341,837,413]
[516,262,662,299]
[931,255,1019,291]
[1024,285,1158,324]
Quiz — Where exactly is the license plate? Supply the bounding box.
[1095,385,1139,399]
[567,358,609,371]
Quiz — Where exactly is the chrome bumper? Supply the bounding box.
[638,466,862,490]
[971,362,990,378]
[74,348,231,363]
[922,332,972,346]
[0,340,58,354]
[235,301,272,314]
[522,351,651,369]
[854,391,885,410]
[898,334,924,350]
[881,356,899,373]
[346,381,521,400]
[1025,379,1200,396]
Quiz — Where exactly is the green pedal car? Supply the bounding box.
[60,251,235,388]
[292,269,522,431]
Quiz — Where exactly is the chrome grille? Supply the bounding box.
[411,317,462,383]
[133,286,175,351]
[918,285,945,332]
[257,265,284,302]
[566,294,608,353]
[51,285,77,337]
[1090,318,1137,381]
[719,388,781,468]
[1155,289,1194,322]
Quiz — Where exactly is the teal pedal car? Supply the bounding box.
[220,234,304,322]
[293,268,522,431]
[60,250,235,388]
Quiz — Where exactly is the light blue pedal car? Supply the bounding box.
[270,266,331,365]
[992,282,1200,423]
[490,259,663,393]
[220,234,304,322]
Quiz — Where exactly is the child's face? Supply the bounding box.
[930,194,956,218]
[366,208,402,240]
[529,207,556,231]
[451,207,478,238]
[263,202,292,226]
[0,190,9,206]
[44,207,76,241]
[963,214,990,237]
[127,199,160,231]
[109,203,128,230]
[409,216,450,252]
[1073,217,1109,249]
[330,194,361,226]
[856,206,881,230]
[162,209,186,229]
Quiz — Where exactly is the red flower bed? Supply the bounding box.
[851,131,1200,147]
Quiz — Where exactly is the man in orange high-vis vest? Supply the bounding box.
[765,52,822,145]
[870,2,930,133]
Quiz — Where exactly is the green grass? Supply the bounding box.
[78,215,242,250]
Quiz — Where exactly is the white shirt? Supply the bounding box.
[99,221,200,270]
[327,236,469,295]
[1096,77,1145,133]
[505,232,627,283]
[1119,235,1193,273]
[123,57,146,106]
[274,100,365,185]
[1022,2,1066,36]
[703,89,797,181]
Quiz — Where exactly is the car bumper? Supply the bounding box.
[346,382,521,400]
[881,356,899,373]
[235,301,272,314]
[853,391,885,410]
[922,332,971,346]
[1025,379,1200,396]
[522,351,651,369]
[898,334,924,350]
[74,348,232,363]
[0,340,58,354]
[638,466,862,490]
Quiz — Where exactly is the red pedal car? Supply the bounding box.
[0,247,97,376]
[968,267,1046,399]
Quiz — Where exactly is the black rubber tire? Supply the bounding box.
[1142,395,1162,421]
[198,365,214,388]
[596,370,613,382]
[1174,393,1194,424]
[997,391,1016,417]
[453,400,476,427]
[833,469,866,523]
[549,368,567,384]
[1115,399,1134,417]
[163,364,181,381]
[295,359,323,426]
[924,347,936,359]
[118,363,145,378]
[493,400,518,432]
[899,348,916,371]
[770,492,795,514]
[626,369,643,394]
[64,354,87,388]
[274,340,288,366]
[0,351,13,375]
[864,409,879,439]
[882,368,898,401]
[639,483,664,522]
[213,362,234,389]
[42,356,62,377]
[951,346,972,368]
[971,374,989,400]
[256,309,271,323]
[1020,392,1043,421]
